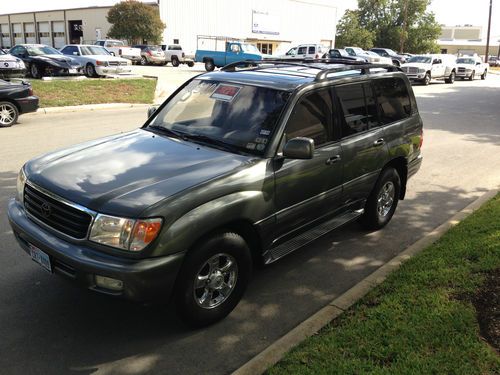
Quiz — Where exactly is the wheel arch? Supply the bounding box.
[383,157,408,200]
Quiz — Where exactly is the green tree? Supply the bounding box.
[107,0,165,44]
[335,10,375,49]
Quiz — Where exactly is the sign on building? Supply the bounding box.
[252,10,279,35]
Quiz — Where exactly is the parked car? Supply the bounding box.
[0,49,26,80]
[344,47,393,65]
[160,44,195,67]
[323,48,366,62]
[455,56,489,80]
[487,56,499,67]
[280,44,328,60]
[0,79,38,127]
[9,59,423,326]
[400,54,457,85]
[60,44,131,78]
[132,45,167,66]
[370,48,408,66]
[94,40,141,64]
[9,44,83,79]
[279,46,297,58]
[195,36,268,71]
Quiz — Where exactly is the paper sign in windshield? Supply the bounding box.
[211,84,241,102]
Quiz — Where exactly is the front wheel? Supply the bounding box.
[423,73,431,85]
[445,71,455,84]
[360,168,401,230]
[171,56,180,67]
[469,71,475,81]
[0,101,19,127]
[174,232,252,327]
[187,61,194,68]
[204,59,215,71]
[85,63,97,78]
[481,70,487,80]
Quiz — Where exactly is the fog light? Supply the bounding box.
[95,275,123,291]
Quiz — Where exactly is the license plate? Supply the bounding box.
[68,68,77,74]
[29,243,52,273]
[1,62,13,68]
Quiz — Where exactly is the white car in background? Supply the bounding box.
[401,54,457,85]
[279,44,328,59]
[344,47,393,64]
[455,56,488,80]
[60,44,131,77]
[94,40,142,64]
[0,49,26,80]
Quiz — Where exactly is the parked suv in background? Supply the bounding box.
[370,48,407,66]
[132,45,167,66]
[9,60,423,327]
[161,44,194,67]
[401,54,457,85]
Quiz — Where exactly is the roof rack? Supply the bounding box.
[219,59,401,81]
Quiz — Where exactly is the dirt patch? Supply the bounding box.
[473,269,500,352]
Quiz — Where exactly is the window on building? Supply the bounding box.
[173,38,179,44]
[257,43,273,55]
[372,78,411,125]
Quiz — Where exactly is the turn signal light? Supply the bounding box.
[130,218,163,251]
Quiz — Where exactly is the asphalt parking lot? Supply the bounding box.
[0,75,499,374]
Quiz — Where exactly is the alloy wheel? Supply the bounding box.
[0,103,17,126]
[377,181,395,218]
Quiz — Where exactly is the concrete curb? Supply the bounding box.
[24,103,151,116]
[232,188,499,375]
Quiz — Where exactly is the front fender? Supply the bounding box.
[151,191,271,257]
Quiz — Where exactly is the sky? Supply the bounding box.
[1,0,499,38]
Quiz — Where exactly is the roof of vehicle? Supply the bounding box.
[196,60,402,91]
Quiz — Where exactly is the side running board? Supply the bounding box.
[263,209,364,264]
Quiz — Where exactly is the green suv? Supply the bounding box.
[9,60,423,326]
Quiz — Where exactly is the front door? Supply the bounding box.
[274,88,343,241]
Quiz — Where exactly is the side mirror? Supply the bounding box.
[73,52,80,56]
[432,59,441,64]
[147,105,159,118]
[283,137,314,159]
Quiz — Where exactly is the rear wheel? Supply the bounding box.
[481,70,487,80]
[0,101,19,127]
[469,71,475,81]
[445,71,455,84]
[30,64,41,79]
[85,63,97,78]
[171,56,180,67]
[204,59,215,71]
[174,232,252,327]
[360,168,401,230]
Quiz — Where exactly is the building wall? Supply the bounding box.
[438,43,499,57]
[65,8,112,44]
[160,0,337,54]
[440,26,482,40]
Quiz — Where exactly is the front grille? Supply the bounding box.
[24,184,92,239]
[108,61,128,66]
[403,67,418,74]
[458,67,466,73]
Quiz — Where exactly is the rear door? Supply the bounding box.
[274,88,343,239]
[335,82,389,205]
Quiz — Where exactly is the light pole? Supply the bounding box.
[484,0,492,62]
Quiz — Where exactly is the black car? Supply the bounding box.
[370,48,407,66]
[9,44,83,78]
[0,79,39,127]
[323,48,366,62]
[9,60,422,326]
[0,49,27,80]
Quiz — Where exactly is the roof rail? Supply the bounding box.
[314,63,401,81]
[220,59,316,71]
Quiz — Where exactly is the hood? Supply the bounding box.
[456,63,474,68]
[25,129,252,216]
[401,62,431,69]
[32,54,80,67]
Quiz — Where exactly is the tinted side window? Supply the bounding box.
[297,46,307,54]
[285,90,333,147]
[308,46,315,54]
[373,78,411,124]
[336,83,378,137]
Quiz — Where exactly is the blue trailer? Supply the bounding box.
[195,35,267,71]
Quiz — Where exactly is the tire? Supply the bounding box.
[140,56,148,66]
[171,56,180,67]
[174,232,252,327]
[204,59,215,72]
[30,64,41,79]
[423,73,431,85]
[187,61,194,68]
[445,71,455,84]
[85,63,97,78]
[481,70,487,80]
[469,71,475,81]
[393,60,400,67]
[0,101,19,127]
[360,168,401,230]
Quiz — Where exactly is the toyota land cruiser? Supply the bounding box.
[9,60,423,327]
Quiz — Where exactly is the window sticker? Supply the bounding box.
[260,129,271,136]
[255,137,268,144]
[246,142,257,150]
[256,144,266,151]
[210,84,242,102]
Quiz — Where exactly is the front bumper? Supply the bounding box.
[408,154,423,179]
[15,95,39,114]
[456,71,471,78]
[147,55,166,64]
[95,65,132,76]
[121,55,141,62]
[405,73,426,81]
[0,68,27,80]
[8,199,185,302]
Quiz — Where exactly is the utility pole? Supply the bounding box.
[400,0,409,53]
[484,0,492,62]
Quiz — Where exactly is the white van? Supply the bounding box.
[279,44,328,59]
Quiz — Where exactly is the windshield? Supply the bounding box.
[107,41,124,47]
[241,44,260,53]
[148,80,290,155]
[457,58,475,64]
[408,56,432,64]
[80,46,111,56]
[27,46,62,56]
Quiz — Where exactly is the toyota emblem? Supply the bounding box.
[40,202,52,218]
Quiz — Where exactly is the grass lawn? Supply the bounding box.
[268,194,500,375]
[30,78,156,108]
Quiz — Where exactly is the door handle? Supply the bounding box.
[325,155,341,165]
[373,138,385,147]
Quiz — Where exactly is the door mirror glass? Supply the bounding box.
[432,59,441,64]
[283,137,314,159]
[73,51,79,56]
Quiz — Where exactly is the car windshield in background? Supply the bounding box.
[27,46,62,56]
[107,41,124,47]
[80,46,111,56]
[408,56,432,64]
[149,46,163,52]
[148,79,290,155]
[241,44,260,53]
[457,58,475,64]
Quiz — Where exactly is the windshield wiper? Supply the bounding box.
[147,125,184,139]
[180,133,246,154]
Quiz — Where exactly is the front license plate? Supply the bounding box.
[68,68,77,74]
[29,244,52,273]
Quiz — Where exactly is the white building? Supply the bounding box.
[160,0,338,55]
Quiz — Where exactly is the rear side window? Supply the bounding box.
[308,46,315,54]
[336,83,378,137]
[284,89,333,147]
[373,78,411,124]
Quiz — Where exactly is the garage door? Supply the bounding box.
[13,23,23,45]
[52,21,65,48]
[24,23,36,44]
[0,24,10,48]
[38,22,51,46]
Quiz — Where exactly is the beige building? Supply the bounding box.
[0,3,157,49]
[437,25,499,58]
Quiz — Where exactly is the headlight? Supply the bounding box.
[16,167,27,204]
[89,214,162,251]
[466,69,472,72]
[418,68,426,73]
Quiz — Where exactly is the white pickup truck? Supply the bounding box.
[95,40,141,64]
[455,56,489,80]
[400,54,457,85]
